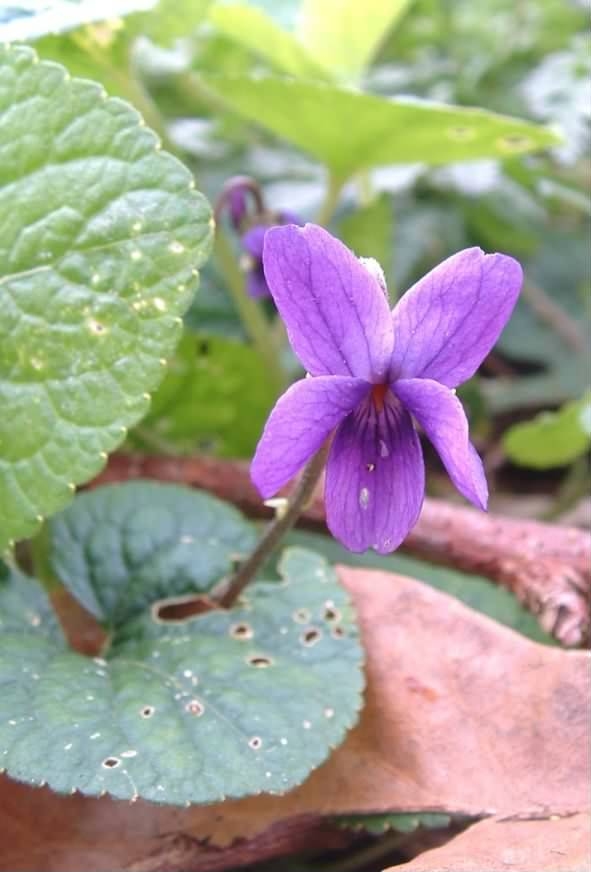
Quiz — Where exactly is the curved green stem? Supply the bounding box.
[214,445,329,608]
[316,173,345,226]
[214,231,287,395]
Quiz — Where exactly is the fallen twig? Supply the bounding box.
[93,454,591,646]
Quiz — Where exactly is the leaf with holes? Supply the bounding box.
[0,0,156,41]
[0,45,212,551]
[46,481,258,627]
[127,333,276,458]
[202,75,561,179]
[0,484,364,804]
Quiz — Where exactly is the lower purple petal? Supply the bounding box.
[394,378,488,510]
[251,375,370,499]
[325,394,424,554]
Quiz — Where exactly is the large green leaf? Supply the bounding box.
[298,0,411,79]
[0,45,212,550]
[201,75,561,178]
[283,530,555,645]
[0,486,364,805]
[503,394,591,469]
[47,481,257,627]
[0,1,156,41]
[128,333,276,457]
[209,3,328,79]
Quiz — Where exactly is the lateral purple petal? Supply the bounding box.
[389,247,523,388]
[325,397,424,553]
[263,224,393,381]
[394,378,488,510]
[251,375,370,499]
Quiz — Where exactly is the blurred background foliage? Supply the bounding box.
[4,0,589,519]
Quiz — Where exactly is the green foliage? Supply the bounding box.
[0,1,156,41]
[504,395,591,469]
[203,74,560,179]
[337,811,454,834]
[0,485,364,804]
[298,0,411,80]
[209,3,329,79]
[128,333,276,457]
[0,45,212,551]
[339,194,394,295]
[283,530,556,645]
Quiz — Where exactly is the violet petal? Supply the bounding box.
[246,268,270,299]
[394,377,488,510]
[263,224,394,381]
[242,225,267,258]
[251,375,370,499]
[389,247,523,388]
[325,394,424,553]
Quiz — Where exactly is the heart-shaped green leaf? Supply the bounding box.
[202,74,561,178]
[0,45,212,550]
[47,481,257,627]
[0,485,364,805]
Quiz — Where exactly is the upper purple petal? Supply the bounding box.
[394,377,488,510]
[251,375,370,499]
[389,247,523,388]
[324,393,424,553]
[263,224,394,381]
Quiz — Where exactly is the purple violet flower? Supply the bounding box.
[251,224,523,554]
[241,211,303,299]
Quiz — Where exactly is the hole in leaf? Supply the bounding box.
[230,622,254,640]
[140,706,155,718]
[323,604,341,622]
[248,736,262,750]
[300,627,322,647]
[332,625,345,639]
[185,699,204,717]
[292,608,311,624]
[497,133,533,152]
[446,125,476,142]
[247,655,273,668]
[102,757,121,769]
[152,594,218,623]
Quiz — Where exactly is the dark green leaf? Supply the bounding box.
[47,481,256,626]
[1,487,364,804]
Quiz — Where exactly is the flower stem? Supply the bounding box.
[316,173,345,226]
[213,231,287,395]
[215,445,329,608]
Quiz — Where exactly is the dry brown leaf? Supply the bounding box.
[0,567,588,870]
[388,813,591,871]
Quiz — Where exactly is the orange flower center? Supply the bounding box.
[371,383,388,412]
